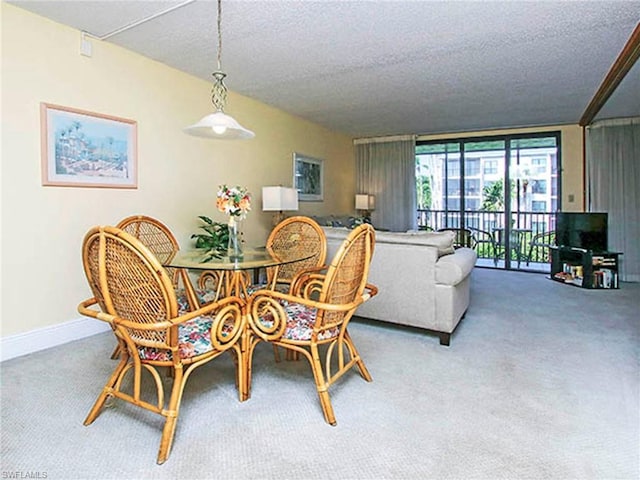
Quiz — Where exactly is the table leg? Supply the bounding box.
[267,265,280,291]
[224,271,250,298]
[240,316,251,402]
[178,268,200,311]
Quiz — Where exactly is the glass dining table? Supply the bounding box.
[164,246,315,309]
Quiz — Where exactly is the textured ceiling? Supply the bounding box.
[8,0,640,138]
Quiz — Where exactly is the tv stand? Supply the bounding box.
[550,246,621,289]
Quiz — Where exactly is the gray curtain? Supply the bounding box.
[586,117,640,282]
[355,136,416,232]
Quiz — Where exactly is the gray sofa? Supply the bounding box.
[323,227,476,346]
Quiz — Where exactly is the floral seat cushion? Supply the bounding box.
[245,283,289,296]
[258,300,339,341]
[175,288,218,311]
[139,288,232,362]
[138,315,236,361]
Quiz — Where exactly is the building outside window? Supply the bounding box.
[532,200,547,212]
[531,156,547,174]
[483,159,498,174]
[466,198,480,210]
[416,132,560,272]
[446,198,460,210]
[465,158,480,175]
[447,179,460,195]
[465,179,481,195]
[531,179,547,194]
[447,159,460,176]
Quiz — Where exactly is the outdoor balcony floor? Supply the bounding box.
[475,257,550,273]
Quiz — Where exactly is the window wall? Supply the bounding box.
[416,132,561,271]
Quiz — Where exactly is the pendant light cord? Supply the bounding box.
[217,0,222,72]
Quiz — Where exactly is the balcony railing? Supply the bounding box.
[417,209,557,269]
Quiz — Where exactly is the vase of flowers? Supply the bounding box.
[226,216,243,259]
[216,185,251,260]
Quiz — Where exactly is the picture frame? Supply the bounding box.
[40,103,138,188]
[293,152,324,201]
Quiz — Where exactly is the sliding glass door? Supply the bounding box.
[416,133,560,271]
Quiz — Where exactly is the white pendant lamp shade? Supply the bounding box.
[184,0,254,140]
[184,111,255,140]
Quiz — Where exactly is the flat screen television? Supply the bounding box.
[556,212,608,252]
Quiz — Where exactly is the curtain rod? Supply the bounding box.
[587,116,640,129]
[353,134,417,145]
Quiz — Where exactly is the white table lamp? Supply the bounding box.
[262,186,299,226]
[355,194,375,222]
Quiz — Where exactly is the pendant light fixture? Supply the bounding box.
[185,0,254,139]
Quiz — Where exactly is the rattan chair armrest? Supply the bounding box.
[290,272,328,297]
[110,295,244,331]
[174,295,244,351]
[251,289,367,314]
[111,295,245,352]
[78,296,99,313]
[78,297,117,323]
[248,288,371,342]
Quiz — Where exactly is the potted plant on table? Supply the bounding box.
[191,216,229,259]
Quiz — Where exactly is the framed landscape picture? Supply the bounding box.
[293,152,323,201]
[40,103,137,188]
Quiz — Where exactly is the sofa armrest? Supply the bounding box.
[435,247,477,286]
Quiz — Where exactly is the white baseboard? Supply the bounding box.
[1,317,111,362]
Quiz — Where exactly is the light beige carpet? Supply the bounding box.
[1,268,638,479]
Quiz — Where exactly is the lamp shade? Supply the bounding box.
[262,186,299,211]
[184,111,255,140]
[355,194,375,210]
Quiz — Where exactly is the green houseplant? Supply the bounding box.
[191,215,229,254]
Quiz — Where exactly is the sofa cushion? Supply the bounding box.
[323,226,455,257]
[435,247,477,286]
[312,215,364,229]
[375,230,455,257]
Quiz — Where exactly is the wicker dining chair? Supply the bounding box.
[246,223,378,425]
[245,216,328,362]
[78,226,245,464]
[118,214,219,307]
[113,215,217,359]
[264,215,328,291]
[116,215,181,285]
[111,215,184,359]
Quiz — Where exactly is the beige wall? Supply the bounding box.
[1,4,587,341]
[1,4,354,337]
[418,124,585,211]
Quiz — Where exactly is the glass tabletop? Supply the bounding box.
[164,246,315,271]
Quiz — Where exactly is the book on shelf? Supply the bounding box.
[592,255,616,267]
[592,268,618,288]
[554,266,583,286]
